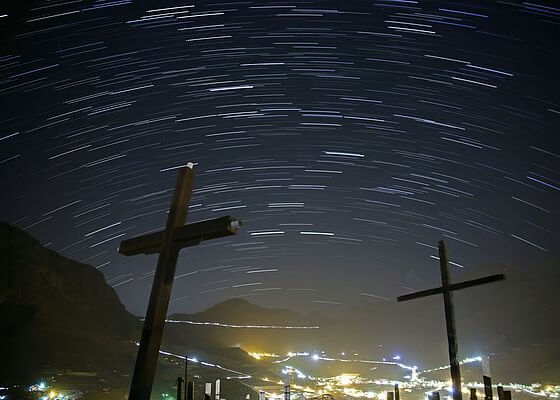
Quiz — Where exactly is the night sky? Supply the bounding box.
[1,0,559,317]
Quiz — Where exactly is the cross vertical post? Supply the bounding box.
[439,240,462,400]
[119,164,243,400]
[397,240,505,400]
[128,166,195,400]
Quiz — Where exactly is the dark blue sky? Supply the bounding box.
[1,0,559,317]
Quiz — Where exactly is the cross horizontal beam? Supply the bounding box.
[118,215,242,256]
[397,273,505,302]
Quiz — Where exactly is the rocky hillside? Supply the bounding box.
[0,222,139,384]
[1,221,557,392]
[0,222,261,400]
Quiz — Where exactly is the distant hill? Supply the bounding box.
[0,223,261,400]
[175,297,309,325]
[166,278,560,383]
[164,298,335,353]
[332,263,560,383]
[1,221,557,396]
[0,222,139,384]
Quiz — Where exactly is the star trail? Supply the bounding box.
[1,0,559,316]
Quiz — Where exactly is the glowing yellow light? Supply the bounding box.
[49,391,57,399]
[335,374,359,386]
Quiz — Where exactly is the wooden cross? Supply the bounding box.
[397,240,505,400]
[118,163,243,400]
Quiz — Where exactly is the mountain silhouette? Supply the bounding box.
[169,297,334,327]
[163,297,333,355]
[0,222,138,384]
[1,221,557,395]
[0,222,261,400]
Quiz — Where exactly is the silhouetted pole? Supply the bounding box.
[395,384,400,400]
[497,386,504,400]
[215,379,221,400]
[177,377,184,400]
[470,388,477,400]
[184,356,188,400]
[284,371,291,400]
[430,392,440,400]
[284,373,290,400]
[397,241,505,400]
[187,382,194,400]
[118,164,243,400]
[387,391,394,400]
[482,357,493,400]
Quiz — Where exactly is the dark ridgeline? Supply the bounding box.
[0,222,138,385]
[0,221,258,399]
[397,240,505,400]
[1,216,556,399]
[118,163,242,400]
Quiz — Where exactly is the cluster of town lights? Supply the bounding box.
[13,349,558,400]
[249,350,560,399]
[26,381,78,400]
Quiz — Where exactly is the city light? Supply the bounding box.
[247,349,560,399]
[249,352,280,360]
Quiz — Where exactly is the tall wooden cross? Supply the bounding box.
[397,240,505,400]
[118,163,243,400]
